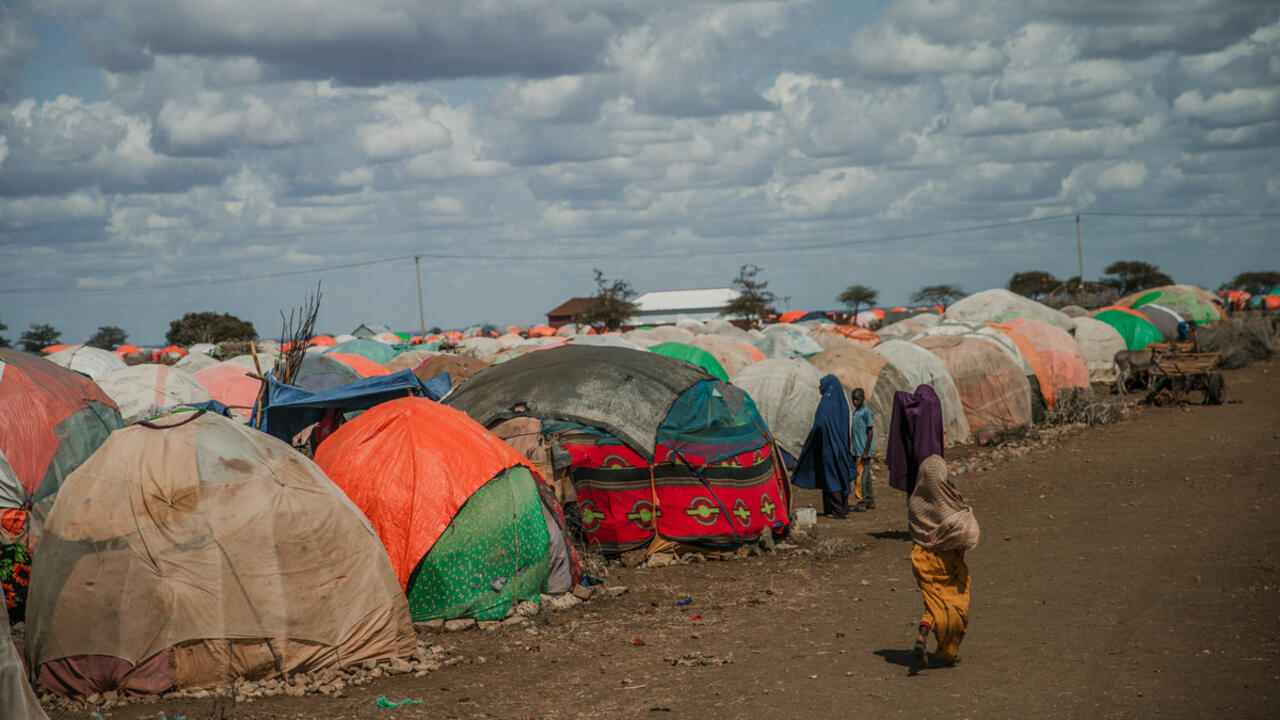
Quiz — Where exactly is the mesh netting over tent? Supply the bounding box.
[95,365,211,425]
[1070,317,1126,383]
[915,335,1031,443]
[873,340,970,446]
[943,289,1073,331]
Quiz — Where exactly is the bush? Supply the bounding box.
[1045,387,1128,426]
[1198,318,1275,369]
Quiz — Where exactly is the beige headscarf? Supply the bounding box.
[908,455,980,552]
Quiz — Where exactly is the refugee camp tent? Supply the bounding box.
[191,363,262,418]
[686,334,756,376]
[943,289,1073,331]
[457,337,502,359]
[876,313,940,339]
[777,311,807,323]
[290,352,364,392]
[1070,317,1127,383]
[309,335,337,347]
[809,325,881,350]
[0,349,124,548]
[413,355,491,388]
[917,322,1034,374]
[675,319,707,334]
[326,338,399,366]
[754,329,823,359]
[705,319,749,339]
[43,345,125,380]
[737,341,766,363]
[445,346,787,554]
[96,365,212,424]
[528,325,556,337]
[623,329,662,347]
[762,322,810,335]
[1092,307,1164,351]
[351,323,395,338]
[729,359,825,460]
[385,349,439,373]
[1002,318,1090,396]
[172,351,221,373]
[1120,285,1223,325]
[648,342,729,381]
[915,335,1032,443]
[807,345,911,459]
[1134,304,1183,342]
[569,334,646,351]
[497,333,524,348]
[316,398,578,622]
[325,353,392,378]
[186,343,217,356]
[26,412,414,697]
[373,332,401,344]
[649,326,696,342]
[872,340,971,446]
[1059,305,1088,318]
[255,371,442,444]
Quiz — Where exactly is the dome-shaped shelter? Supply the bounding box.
[26,412,413,698]
[872,340,970,446]
[1134,304,1183,342]
[915,335,1031,443]
[326,338,398,366]
[648,342,729,381]
[1119,285,1222,325]
[316,398,578,622]
[686,334,756,376]
[1002,318,1090,398]
[96,365,211,424]
[43,346,125,381]
[1092,307,1165,350]
[808,345,912,458]
[191,363,262,418]
[1070,317,1127,383]
[876,313,940,340]
[943,288,1073,331]
[754,329,823,359]
[730,359,825,461]
[172,351,221,373]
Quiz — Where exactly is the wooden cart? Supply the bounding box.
[1146,349,1225,406]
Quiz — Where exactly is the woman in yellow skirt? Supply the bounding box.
[908,455,979,667]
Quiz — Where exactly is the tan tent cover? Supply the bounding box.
[44,346,126,380]
[172,351,222,373]
[385,349,441,373]
[26,413,413,696]
[807,345,911,460]
[456,337,502,359]
[875,313,940,339]
[648,326,696,342]
[1070,317,1126,383]
[96,364,212,424]
[943,288,1073,331]
[686,334,756,376]
[873,340,971,446]
[915,335,1031,443]
[729,359,824,458]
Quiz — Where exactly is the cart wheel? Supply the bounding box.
[1207,373,1226,405]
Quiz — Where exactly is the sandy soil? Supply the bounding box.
[48,359,1280,720]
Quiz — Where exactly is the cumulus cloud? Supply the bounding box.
[1173,87,1280,127]
[1096,161,1148,191]
[847,24,1004,75]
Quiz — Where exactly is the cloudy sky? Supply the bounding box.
[2,0,1278,344]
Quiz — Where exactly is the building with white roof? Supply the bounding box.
[630,287,743,325]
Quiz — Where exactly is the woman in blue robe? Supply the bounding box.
[791,374,857,518]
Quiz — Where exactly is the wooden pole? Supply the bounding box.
[1076,214,1084,291]
[249,340,266,427]
[415,255,426,339]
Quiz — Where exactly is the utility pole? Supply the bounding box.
[415,256,426,338]
[1075,214,1084,291]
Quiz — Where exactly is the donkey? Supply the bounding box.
[1113,347,1157,395]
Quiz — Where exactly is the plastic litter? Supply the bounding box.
[676,597,693,607]
[377,696,424,708]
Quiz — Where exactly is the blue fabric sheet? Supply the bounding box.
[254,369,446,443]
[790,374,856,494]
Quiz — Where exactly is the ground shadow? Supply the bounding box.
[874,648,957,676]
[868,530,911,541]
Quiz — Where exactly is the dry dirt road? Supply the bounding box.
[54,359,1280,720]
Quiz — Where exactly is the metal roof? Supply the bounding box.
[633,287,740,313]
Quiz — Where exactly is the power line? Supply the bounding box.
[1,209,1274,296]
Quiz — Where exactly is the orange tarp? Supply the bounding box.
[985,322,1057,409]
[528,325,556,337]
[1003,318,1089,394]
[309,335,337,347]
[41,345,75,354]
[325,353,392,378]
[736,341,766,363]
[315,397,535,589]
[778,310,807,323]
[192,364,262,416]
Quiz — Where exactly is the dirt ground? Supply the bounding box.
[48,359,1280,720]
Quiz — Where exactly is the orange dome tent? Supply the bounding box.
[316,398,578,621]
[984,322,1058,409]
[192,364,262,417]
[1002,318,1089,397]
[528,325,556,337]
[309,335,337,347]
[325,353,392,378]
[778,310,807,323]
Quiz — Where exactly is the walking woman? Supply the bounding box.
[792,374,857,519]
[908,455,979,667]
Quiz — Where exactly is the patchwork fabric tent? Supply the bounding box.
[917,322,1034,374]
[754,329,823,359]
[191,363,262,418]
[873,340,970,446]
[445,346,787,554]
[325,352,392,378]
[385,349,440,373]
[412,355,491,388]
[648,342,729,381]
[1070,317,1127,383]
[96,365,212,424]
[915,335,1031,443]
[649,325,696,342]
[686,334,756,376]
[43,346,125,380]
[291,352,364,392]
[704,319,749,340]
[1120,285,1223,325]
[623,329,662,347]
[807,345,910,459]
[984,323,1059,409]
[456,337,502,359]
[255,370,442,443]
[1002,318,1090,397]
[729,359,825,460]
[326,338,399,366]
[1092,307,1164,351]
[316,398,578,622]
[1135,304,1183,342]
[26,413,414,697]
[943,289,1073,331]
[875,313,940,339]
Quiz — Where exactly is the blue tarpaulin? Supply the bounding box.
[254,369,450,442]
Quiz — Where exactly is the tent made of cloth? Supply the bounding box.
[326,338,399,366]
[1,607,47,719]
[43,345,125,380]
[1091,307,1165,351]
[412,354,491,388]
[808,324,881,351]
[807,344,910,460]
[569,334,647,352]
[1070,317,1127,383]
[916,322,1034,374]
[875,313,940,339]
[443,345,714,462]
[873,340,970,446]
[648,325,696,342]
[983,322,1059,409]
[943,288,1073,331]
[1120,285,1223,325]
[914,334,1031,443]
[191,363,262,418]
[1002,318,1090,396]
[456,336,502,359]
[753,328,823,359]
[648,341,729,381]
[316,398,578,622]
[1135,303,1183,342]
[730,358,824,459]
[385,349,440,373]
[26,412,414,698]
[545,380,788,555]
[685,334,756,376]
[96,364,212,425]
[254,369,442,443]
[325,352,392,378]
[172,351,221,373]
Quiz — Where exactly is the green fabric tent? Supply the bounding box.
[326,338,399,365]
[1093,309,1164,351]
[1129,287,1222,325]
[648,342,729,381]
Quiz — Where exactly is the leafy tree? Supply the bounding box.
[165,312,257,346]
[722,264,777,327]
[20,323,61,352]
[1223,271,1280,296]
[836,284,878,318]
[87,326,128,350]
[1101,260,1173,296]
[1007,270,1059,300]
[0,317,8,348]
[572,269,639,332]
[910,284,966,306]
